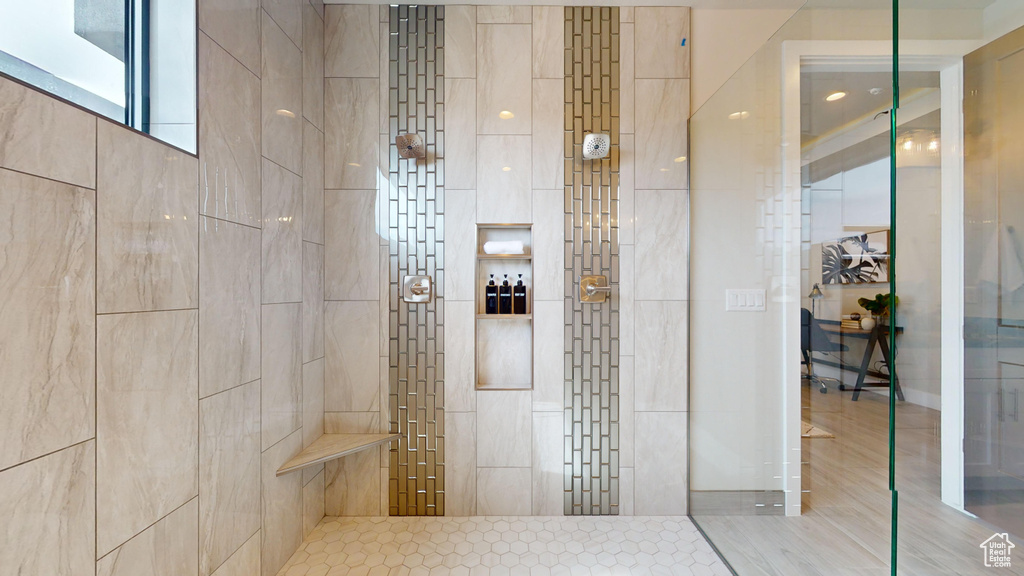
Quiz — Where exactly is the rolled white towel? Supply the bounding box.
[483,240,525,255]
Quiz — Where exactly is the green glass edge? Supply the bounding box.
[890,1,900,573]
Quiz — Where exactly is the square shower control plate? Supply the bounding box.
[403,275,433,303]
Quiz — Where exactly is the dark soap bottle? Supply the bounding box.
[513,274,527,314]
[485,274,498,314]
[499,274,513,314]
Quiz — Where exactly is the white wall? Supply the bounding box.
[806,158,943,410]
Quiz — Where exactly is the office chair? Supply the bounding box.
[801,308,848,393]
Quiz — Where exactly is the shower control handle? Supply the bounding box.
[579,275,611,304]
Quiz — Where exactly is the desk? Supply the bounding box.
[817,322,905,401]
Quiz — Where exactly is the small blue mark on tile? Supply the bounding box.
[681,38,687,46]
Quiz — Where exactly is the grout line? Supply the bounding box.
[96,496,199,563]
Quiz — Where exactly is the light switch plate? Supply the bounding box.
[725,289,766,312]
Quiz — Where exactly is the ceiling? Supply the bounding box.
[801,70,939,143]
[324,0,994,8]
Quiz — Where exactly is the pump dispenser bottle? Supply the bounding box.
[513,274,527,314]
[499,274,513,314]
[485,274,498,314]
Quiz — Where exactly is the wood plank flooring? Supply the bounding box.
[693,387,1024,575]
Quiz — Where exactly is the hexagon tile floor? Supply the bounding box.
[276,516,731,576]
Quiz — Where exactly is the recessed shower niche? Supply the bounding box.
[475,224,534,390]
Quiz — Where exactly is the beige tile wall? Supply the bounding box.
[322,3,389,517]
[321,5,689,518]
[0,2,326,575]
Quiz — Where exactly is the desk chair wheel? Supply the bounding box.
[838,384,847,391]
[819,386,827,394]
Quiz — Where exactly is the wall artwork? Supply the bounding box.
[821,231,889,284]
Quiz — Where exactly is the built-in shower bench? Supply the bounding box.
[276,433,400,476]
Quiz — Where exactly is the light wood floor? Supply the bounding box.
[693,386,1024,575]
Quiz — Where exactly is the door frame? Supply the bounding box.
[781,39,974,512]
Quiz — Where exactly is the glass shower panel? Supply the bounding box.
[895,2,1024,573]
[689,0,896,573]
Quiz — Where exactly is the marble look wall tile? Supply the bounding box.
[303,242,325,362]
[262,303,303,450]
[635,79,689,190]
[445,412,477,516]
[0,168,94,472]
[0,76,96,188]
[620,24,635,135]
[635,412,687,515]
[619,244,635,356]
[199,216,261,398]
[444,301,476,412]
[263,0,303,49]
[532,79,563,190]
[324,5,378,78]
[477,320,532,387]
[445,79,477,190]
[635,189,688,300]
[261,430,303,576]
[378,23,389,135]
[477,25,532,134]
[302,5,325,131]
[477,5,531,23]
[618,134,635,244]
[620,467,634,516]
[302,122,324,244]
[199,381,261,576]
[96,122,198,313]
[532,7,563,79]
[477,390,532,467]
[325,189,378,300]
[444,6,476,79]
[199,33,261,228]
[198,0,261,75]
[477,467,532,515]
[619,355,635,468]
[324,412,381,516]
[477,135,532,223]
[443,189,476,302]
[620,7,634,23]
[634,7,690,79]
[96,498,199,576]
[532,190,563,302]
[532,300,563,412]
[210,531,260,576]
[262,159,303,304]
[302,470,325,538]
[96,310,199,556]
[303,358,325,448]
[532,412,564,515]
[378,246,389,356]
[635,301,688,412]
[0,442,94,576]
[310,0,324,19]
[325,301,380,411]
[262,11,304,175]
[325,78,379,189]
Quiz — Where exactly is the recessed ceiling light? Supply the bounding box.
[674,156,687,163]
[728,111,750,120]
[275,109,296,118]
[660,168,670,172]
[499,110,515,119]
[348,162,361,167]
[825,91,847,102]
[869,88,883,95]
[502,166,512,172]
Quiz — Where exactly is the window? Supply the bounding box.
[0,0,196,153]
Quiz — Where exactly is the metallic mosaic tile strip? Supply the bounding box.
[388,4,445,517]
[564,6,620,516]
